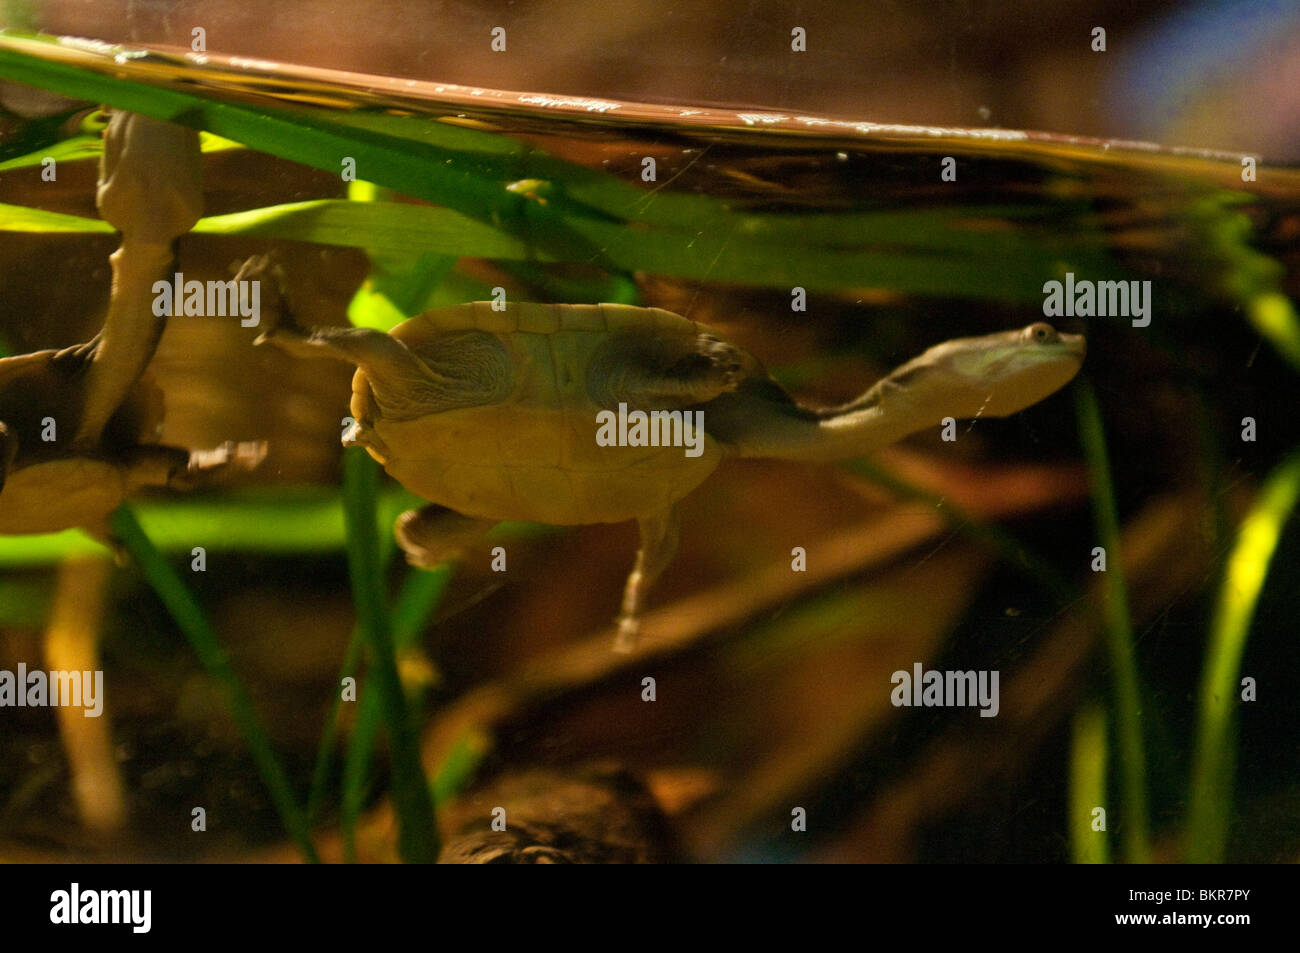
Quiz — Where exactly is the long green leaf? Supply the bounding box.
[1185,450,1300,862]
[0,488,421,567]
[1069,700,1111,864]
[1075,379,1150,864]
[340,448,437,863]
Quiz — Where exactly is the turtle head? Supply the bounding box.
[883,322,1086,420]
[0,421,17,492]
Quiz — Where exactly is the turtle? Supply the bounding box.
[248,258,1085,650]
[0,111,261,543]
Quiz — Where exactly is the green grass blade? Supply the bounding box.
[0,127,242,172]
[108,505,319,863]
[1074,378,1151,864]
[1069,700,1111,864]
[0,200,114,233]
[339,448,437,863]
[1185,449,1300,862]
[314,565,450,834]
[195,199,533,260]
[0,488,421,567]
[306,625,364,827]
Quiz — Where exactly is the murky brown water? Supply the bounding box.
[1,37,1298,863]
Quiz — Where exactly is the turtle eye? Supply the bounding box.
[1025,322,1057,344]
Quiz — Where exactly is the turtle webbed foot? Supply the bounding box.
[395,505,494,570]
[81,521,131,567]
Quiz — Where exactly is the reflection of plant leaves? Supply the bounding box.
[0,32,1123,303]
[3,196,1108,299]
[0,129,242,171]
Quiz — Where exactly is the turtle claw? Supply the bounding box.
[233,255,297,345]
[80,521,131,567]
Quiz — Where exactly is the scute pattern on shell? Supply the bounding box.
[347,302,729,526]
[388,301,703,343]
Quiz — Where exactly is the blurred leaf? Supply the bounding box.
[0,488,423,567]
[1075,378,1150,864]
[1069,700,1111,864]
[1186,449,1300,862]
[0,127,242,171]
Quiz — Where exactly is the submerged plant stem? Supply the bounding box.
[340,449,438,863]
[336,564,450,858]
[1074,380,1151,864]
[108,505,319,863]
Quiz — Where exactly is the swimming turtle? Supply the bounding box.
[0,111,261,542]
[249,261,1084,649]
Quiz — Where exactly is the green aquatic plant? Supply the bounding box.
[1186,451,1300,863]
[1074,378,1150,864]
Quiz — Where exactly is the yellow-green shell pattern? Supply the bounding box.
[349,302,727,526]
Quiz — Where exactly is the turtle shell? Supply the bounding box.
[350,302,727,525]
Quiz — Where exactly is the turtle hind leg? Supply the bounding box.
[614,505,681,653]
[395,505,495,569]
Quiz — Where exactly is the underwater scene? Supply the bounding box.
[0,1,1296,877]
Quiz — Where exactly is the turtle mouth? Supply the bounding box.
[1056,331,1087,362]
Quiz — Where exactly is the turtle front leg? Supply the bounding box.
[241,254,437,404]
[395,504,496,569]
[614,505,681,653]
[592,333,747,410]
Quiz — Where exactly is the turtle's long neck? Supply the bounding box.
[709,378,939,463]
[708,325,1087,463]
